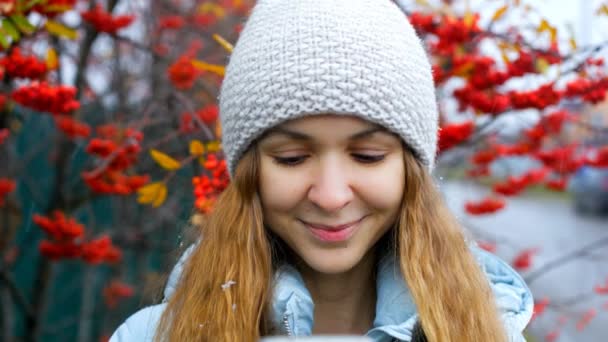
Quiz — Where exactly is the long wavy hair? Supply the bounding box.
[155,146,507,341]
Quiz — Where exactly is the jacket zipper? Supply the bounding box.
[283,315,292,336]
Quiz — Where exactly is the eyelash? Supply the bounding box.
[272,154,386,167]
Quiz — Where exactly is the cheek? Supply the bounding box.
[259,159,308,213]
[355,160,405,211]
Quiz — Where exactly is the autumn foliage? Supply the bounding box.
[1,0,607,341]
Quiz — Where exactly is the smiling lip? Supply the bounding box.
[300,217,366,242]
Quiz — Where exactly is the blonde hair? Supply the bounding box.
[155,147,507,341]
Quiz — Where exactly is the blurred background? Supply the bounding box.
[0,0,607,341]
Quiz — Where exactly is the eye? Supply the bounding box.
[352,153,385,163]
[272,155,309,167]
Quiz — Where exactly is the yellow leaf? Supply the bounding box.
[206,141,221,153]
[415,0,430,6]
[537,19,552,34]
[549,27,558,45]
[454,61,475,77]
[137,182,161,196]
[513,42,522,52]
[137,182,164,206]
[198,3,225,17]
[498,41,512,52]
[45,20,78,40]
[501,51,510,65]
[569,37,577,50]
[537,19,557,45]
[46,48,58,70]
[597,4,608,16]
[191,60,225,76]
[137,182,168,208]
[455,44,467,57]
[44,5,74,13]
[492,5,509,22]
[535,57,550,74]
[152,184,168,207]
[190,140,205,156]
[463,11,475,28]
[215,122,222,139]
[212,34,233,53]
[150,149,181,170]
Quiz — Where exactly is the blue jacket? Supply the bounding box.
[110,245,533,341]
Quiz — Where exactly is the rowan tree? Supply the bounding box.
[0,0,606,341]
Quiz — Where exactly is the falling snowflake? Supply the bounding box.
[221,280,237,290]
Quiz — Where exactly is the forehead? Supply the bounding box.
[261,114,397,142]
[281,114,373,129]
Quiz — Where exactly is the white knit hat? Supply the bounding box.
[219,0,438,177]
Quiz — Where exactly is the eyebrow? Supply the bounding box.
[264,126,387,141]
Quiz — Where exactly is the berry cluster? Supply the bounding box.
[0,178,16,206]
[167,55,199,90]
[0,48,47,79]
[179,104,219,133]
[103,280,134,308]
[465,197,506,215]
[11,82,80,115]
[30,0,76,16]
[438,121,474,153]
[158,15,186,30]
[82,125,148,195]
[192,154,229,213]
[54,116,91,139]
[81,4,135,34]
[34,211,121,264]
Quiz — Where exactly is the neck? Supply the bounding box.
[297,249,377,335]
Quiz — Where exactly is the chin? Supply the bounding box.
[299,247,366,274]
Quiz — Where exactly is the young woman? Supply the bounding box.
[111,0,533,341]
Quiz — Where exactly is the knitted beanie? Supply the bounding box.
[219,0,438,177]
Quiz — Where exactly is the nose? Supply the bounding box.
[307,155,354,212]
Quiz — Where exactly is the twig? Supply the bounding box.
[0,286,15,342]
[525,235,608,284]
[76,268,97,342]
[75,0,120,100]
[171,92,216,142]
[0,268,33,318]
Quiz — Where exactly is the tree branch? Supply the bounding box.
[525,235,608,284]
[0,268,33,318]
[75,0,121,100]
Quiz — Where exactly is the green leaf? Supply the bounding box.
[24,0,47,10]
[2,19,20,41]
[9,14,35,35]
[0,33,10,50]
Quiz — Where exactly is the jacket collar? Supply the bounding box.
[269,246,533,341]
[164,244,533,341]
[270,253,419,340]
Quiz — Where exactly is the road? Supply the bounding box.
[440,181,608,342]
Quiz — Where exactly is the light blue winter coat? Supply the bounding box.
[110,245,533,341]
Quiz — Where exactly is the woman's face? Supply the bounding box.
[258,115,405,274]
